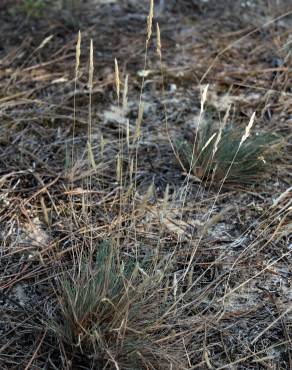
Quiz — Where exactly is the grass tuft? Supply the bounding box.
[177,117,280,186]
[48,241,189,369]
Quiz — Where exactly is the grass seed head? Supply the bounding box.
[88,39,94,90]
[147,0,154,43]
[116,153,122,182]
[240,112,256,146]
[200,84,209,113]
[122,74,128,114]
[156,22,162,58]
[75,30,81,77]
[114,58,120,101]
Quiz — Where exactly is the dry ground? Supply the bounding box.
[0,1,291,369]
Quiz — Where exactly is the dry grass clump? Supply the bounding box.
[177,117,280,186]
